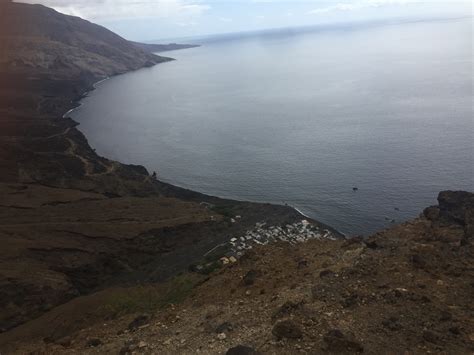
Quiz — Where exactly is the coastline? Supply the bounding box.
[62,77,109,118]
[62,60,345,238]
[0,54,343,336]
[0,2,341,334]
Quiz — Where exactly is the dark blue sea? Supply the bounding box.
[71,18,473,235]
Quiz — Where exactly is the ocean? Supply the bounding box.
[71,18,473,235]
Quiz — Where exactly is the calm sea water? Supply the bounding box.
[71,19,473,236]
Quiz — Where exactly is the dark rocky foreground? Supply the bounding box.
[1,191,472,353]
[0,1,331,340]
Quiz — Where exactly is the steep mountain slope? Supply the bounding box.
[0,2,170,78]
[0,0,171,190]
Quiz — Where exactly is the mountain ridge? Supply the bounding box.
[0,1,171,79]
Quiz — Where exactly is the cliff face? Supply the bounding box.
[0,2,170,79]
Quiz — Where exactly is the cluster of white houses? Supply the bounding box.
[228,219,337,257]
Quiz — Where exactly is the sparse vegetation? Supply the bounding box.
[189,243,232,275]
[100,274,203,318]
[199,260,222,275]
[204,244,232,263]
[210,204,235,218]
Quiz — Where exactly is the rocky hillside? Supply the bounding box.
[0,2,170,79]
[0,0,325,343]
[0,0,171,192]
[1,191,472,353]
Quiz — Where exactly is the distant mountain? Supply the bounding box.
[131,41,200,53]
[0,2,171,79]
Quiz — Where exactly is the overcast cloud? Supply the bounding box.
[16,0,211,20]
[14,0,472,41]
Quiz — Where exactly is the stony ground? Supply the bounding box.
[3,191,472,354]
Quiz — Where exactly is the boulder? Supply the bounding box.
[423,330,440,343]
[319,269,335,278]
[55,336,72,348]
[437,191,474,227]
[216,322,234,333]
[364,240,379,249]
[272,300,303,321]
[128,314,150,331]
[423,206,440,221]
[272,320,303,339]
[86,338,102,348]
[341,292,359,308]
[382,316,402,331]
[226,345,261,355]
[217,332,227,340]
[323,329,363,353]
[119,340,139,355]
[242,270,261,286]
[465,208,474,239]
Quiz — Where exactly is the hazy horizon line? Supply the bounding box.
[144,14,473,45]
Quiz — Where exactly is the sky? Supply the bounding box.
[15,0,473,42]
